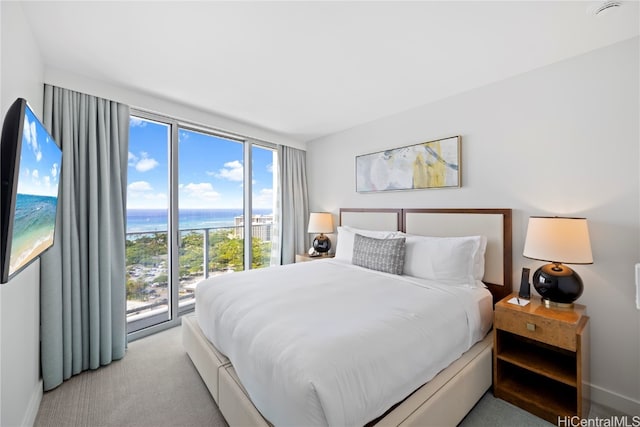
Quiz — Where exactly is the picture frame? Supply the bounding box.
[356,135,461,193]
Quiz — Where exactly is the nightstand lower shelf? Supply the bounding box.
[495,361,577,420]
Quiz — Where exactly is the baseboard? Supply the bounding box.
[590,383,640,416]
[21,378,42,427]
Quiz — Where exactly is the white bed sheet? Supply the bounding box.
[196,259,492,427]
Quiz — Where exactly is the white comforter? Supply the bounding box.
[196,259,491,427]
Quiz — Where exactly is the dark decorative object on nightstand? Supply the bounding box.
[523,216,593,308]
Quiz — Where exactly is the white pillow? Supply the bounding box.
[403,234,487,286]
[334,226,405,263]
[473,235,488,281]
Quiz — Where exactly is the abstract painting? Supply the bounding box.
[356,136,460,192]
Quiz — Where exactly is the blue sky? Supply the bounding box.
[17,106,61,198]
[127,117,275,210]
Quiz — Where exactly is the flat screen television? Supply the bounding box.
[0,98,62,283]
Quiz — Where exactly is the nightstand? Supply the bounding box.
[493,294,590,423]
[295,253,335,263]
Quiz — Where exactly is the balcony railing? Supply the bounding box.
[126,223,273,332]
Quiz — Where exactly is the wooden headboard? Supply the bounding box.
[339,208,512,303]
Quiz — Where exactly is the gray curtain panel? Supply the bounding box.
[40,85,129,391]
[277,145,310,265]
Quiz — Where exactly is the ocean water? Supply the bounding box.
[126,208,273,233]
[9,193,58,275]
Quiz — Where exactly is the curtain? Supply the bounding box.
[275,145,309,265]
[269,148,282,266]
[40,85,129,391]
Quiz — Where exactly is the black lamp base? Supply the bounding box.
[532,263,583,308]
[313,234,331,253]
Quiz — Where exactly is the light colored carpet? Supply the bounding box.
[34,324,614,427]
[35,325,227,427]
[459,393,553,427]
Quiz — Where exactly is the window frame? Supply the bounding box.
[127,108,277,341]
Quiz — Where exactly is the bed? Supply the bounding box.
[182,208,512,426]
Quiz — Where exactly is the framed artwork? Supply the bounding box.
[356,136,461,192]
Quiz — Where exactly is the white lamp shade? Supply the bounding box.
[523,216,593,264]
[308,212,334,234]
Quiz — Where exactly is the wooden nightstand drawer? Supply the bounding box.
[494,307,576,351]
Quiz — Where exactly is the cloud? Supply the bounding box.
[30,169,41,187]
[252,188,274,209]
[128,152,138,166]
[130,117,147,128]
[133,152,159,172]
[51,163,59,179]
[136,157,159,172]
[267,163,274,173]
[128,181,153,192]
[23,116,42,162]
[127,181,166,207]
[146,193,167,201]
[215,160,244,182]
[44,176,51,188]
[181,182,221,202]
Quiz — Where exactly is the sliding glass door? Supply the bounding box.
[126,112,277,335]
[126,116,171,331]
[176,128,245,314]
[251,145,278,268]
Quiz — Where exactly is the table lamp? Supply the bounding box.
[308,212,334,255]
[523,216,593,307]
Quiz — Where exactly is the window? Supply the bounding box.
[126,112,277,336]
[126,117,171,331]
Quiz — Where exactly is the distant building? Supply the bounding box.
[234,215,273,241]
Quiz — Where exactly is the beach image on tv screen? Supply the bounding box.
[9,107,61,276]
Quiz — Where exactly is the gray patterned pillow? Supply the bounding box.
[352,234,406,275]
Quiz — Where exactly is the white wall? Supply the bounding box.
[0,3,45,426]
[307,37,640,414]
[0,262,42,427]
[43,67,305,151]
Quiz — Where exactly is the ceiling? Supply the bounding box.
[20,1,639,143]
